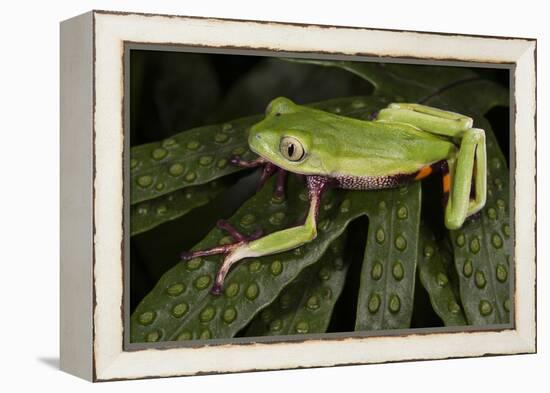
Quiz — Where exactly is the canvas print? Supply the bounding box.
[128,50,511,344]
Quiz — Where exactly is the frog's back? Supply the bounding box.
[318,115,456,179]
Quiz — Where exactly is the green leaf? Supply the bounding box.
[417,223,467,327]
[355,183,422,330]
[285,59,479,102]
[246,234,350,337]
[131,179,230,236]
[130,115,260,205]
[131,172,400,342]
[418,78,511,325]
[131,59,511,342]
[420,78,508,116]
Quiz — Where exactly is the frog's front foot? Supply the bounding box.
[230,155,288,199]
[273,168,287,200]
[229,155,268,168]
[180,220,263,295]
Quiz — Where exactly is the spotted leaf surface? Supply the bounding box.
[130,59,512,342]
[131,115,260,205]
[355,183,422,330]
[418,223,467,326]
[246,235,349,337]
[131,179,231,236]
[450,120,511,325]
[420,80,511,325]
[131,174,385,342]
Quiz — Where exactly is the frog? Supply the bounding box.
[181,97,486,295]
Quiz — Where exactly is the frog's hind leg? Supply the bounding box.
[377,103,487,230]
[443,128,486,229]
[376,103,473,137]
[181,176,328,295]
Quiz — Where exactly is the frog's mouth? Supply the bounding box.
[248,131,282,165]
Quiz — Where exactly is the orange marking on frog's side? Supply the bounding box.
[414,166,433,181]
[443,173,451,193]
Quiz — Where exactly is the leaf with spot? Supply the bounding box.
[130,59,512,342]
[131,115,260,205]
[355,183,422,330]
[131,179,231,236]
[417,223,467,326]
[418,78,511,325]
[338,62,510,327]
[131,172,403,342]
[449,120,512,325]
[246,235,349,337]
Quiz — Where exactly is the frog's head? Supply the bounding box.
[248,97,331,175]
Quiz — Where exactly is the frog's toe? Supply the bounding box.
[368,110,380,120]
[229,155,267,168]
[466,210,482,223]
[249,228,264,240]
[179,250,194,260]
[179,245,227,261]
[229,155,242,166]
[210,283,223,296]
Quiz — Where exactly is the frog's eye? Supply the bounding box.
[280,136,305,162]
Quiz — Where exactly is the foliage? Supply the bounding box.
[129,57,510,343]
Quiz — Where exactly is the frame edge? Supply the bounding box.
[60,11,95,381]
[90,11,538,380]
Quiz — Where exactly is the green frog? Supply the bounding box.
[181,97,486,295]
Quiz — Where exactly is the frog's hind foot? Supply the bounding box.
[180,220,263,260]
[465,210,482,223]
[179,220,263,295]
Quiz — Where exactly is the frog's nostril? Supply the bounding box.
[256,134,262,140]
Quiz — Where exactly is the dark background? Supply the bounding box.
[130,50,510,332]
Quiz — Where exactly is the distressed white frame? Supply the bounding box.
[60,10,536,381]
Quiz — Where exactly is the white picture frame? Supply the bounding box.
[60,10,536,381]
